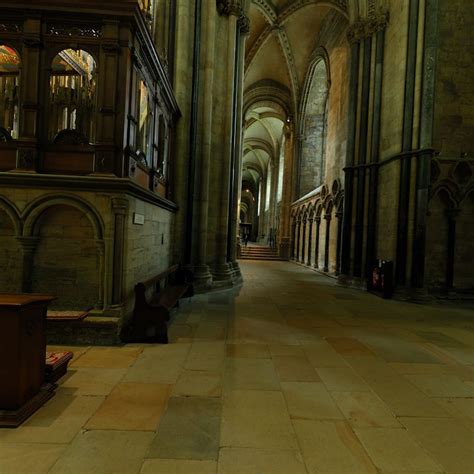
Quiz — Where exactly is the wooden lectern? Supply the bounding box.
[0,294,56,427]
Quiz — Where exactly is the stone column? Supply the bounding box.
[341,11,389,280]
[353,36,372,278]
[366,27,386,276]
[446,208,459,289]
[396,0,420,285]
[340,34,360,277]
[291,219,296,259]
[314,216,321,269]
[336,210,343,275]
[307,217,313,266]
[193,0,217,289]
[213,9,238,284]
[278,122,294,259]
[295,217,301,262]
[16,237,39,293]
[323,212,331,273]
[411,0,440,288]
[228,14,248,279]
[96,240,106,309]
[111,198,128,305]
[301,217,307,264]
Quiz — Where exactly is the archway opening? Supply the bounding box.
[49,48,97,143]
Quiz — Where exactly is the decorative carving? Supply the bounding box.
[23,37,42,48]
[347,8,390,43]
[0,127,13,142]
[95,151,114,173]
[47,23,102,38]
[53,129,89,145]
[238,14,251,34]
[16,147,36,169]
[0,22,22,33]
[216,0,242,16]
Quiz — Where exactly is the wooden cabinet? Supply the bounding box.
[0,294,56,427]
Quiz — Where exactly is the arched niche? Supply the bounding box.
[0,202,21,292]
[454,191,474,290]
[0,44,20,140]
[49,48,97,143]
[425,189,455,290]
[28,202,103,309]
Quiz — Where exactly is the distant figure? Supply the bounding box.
[244,233,249,247]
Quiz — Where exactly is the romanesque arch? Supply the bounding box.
[22,194,105,309]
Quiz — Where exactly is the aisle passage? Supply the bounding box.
[1,261,473,473]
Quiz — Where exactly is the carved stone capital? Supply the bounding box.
[238,14,250,34]
[112,197,129,215]
[347,9,389,43]
[16,147,37,169]
[216,0,243,16]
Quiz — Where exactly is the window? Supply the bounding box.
[136,80,151,161]
[0,45,20,139]
[49,49,97,142]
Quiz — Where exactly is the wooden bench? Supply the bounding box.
[120,264,194,344]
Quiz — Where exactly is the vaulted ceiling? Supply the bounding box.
[242,0,350,186]
[244,0,349,108]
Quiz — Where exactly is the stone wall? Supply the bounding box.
[380,0,408,159]
[31,205,100,309]
[0,185,175,316]
[433,0,474,156]
[325,43,349,187]
[122,196,174,315]
[376,161,400,261]
[300,114,325,196]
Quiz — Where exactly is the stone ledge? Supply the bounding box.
[0,172,178,212]
[47,316,121,346]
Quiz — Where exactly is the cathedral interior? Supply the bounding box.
[0,0,473,472]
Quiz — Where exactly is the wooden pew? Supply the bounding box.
[120,265,194,344]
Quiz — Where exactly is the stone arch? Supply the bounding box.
[0,196,22,292]
[244,80,292,119]
[23,194,104,239]
[22,194,105,309]
[0,196,21,236]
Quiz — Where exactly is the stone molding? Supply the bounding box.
[347,9,390,43]
[0,173,178,212]
[216,0,250,33]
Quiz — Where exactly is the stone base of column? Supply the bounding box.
[193,264,213,293]
[230,261,243,285]
[211,263,234,288]
[278,239,291,260]
[336,274,367,290]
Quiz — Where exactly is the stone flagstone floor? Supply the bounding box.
[1,261,473,473]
